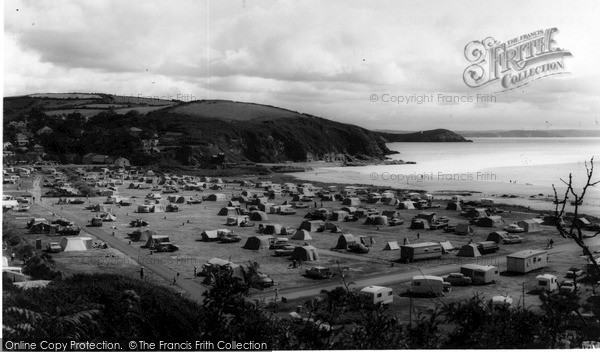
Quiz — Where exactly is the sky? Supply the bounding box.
[3,0,600,131]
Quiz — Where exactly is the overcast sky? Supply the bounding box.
[3,0,600,131]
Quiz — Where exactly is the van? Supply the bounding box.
[410,275,451,296]
[536,274,558,292]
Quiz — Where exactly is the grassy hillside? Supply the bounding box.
[168,100,304,121]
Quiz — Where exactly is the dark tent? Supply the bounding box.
[249,211,269,221]
[243,235,274,250]
[291,246,320,261]
[335,234,356,249]
[476,216,504,228]
[129,229,157,242]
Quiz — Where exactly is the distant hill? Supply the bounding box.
[377,129,472,142]
[458,130,600,138]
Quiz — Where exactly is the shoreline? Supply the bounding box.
[287,163,600,217]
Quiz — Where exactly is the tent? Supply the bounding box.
[167,195,186,203]
[228,200,241,208]
[143,235,171,249]
[382,210,400,219]
[243,235,274,250]
[409,218,430,230]
[476,216,504,228]
[130,229,157,242]
[60,237,87,252]
[342,197,361,206]
[226,216,249,226]
[365,215,388,226]
[201,230,220,242]
[446,202,462,211]
[137,205,151,213]
[383,241,400,250]
[102,213,117,222]
[340,206,357,214]
[466,208,488,218]
[330,210,349,221]
[218,207,240,216]
[291,246,320,261]
[262,224,283,235]
[455,223,474,236]
[398,201,415,210]
[206,193,226,201]
[259,203,276,213]
[151,205,165,213]
[517,220,542,233]
[457,244,482,257]
[298,220,325,232]
[382,197,400,206]
[291,230,312,241]
[79,237,94,250]
[486,231,509,243]
[439,241,455,253]
[320,195,335,201]
[249,211,269,221]
[335,234,356,249]
[330,225,344,233]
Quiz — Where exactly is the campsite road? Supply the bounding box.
[30,176,208,303]
[251,240,582,302]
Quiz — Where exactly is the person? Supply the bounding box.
[11,252,16,263]
[417,233,420,239]
[549,238,554,249]
[140,267,144,280]
[33,196,35,202]
[173,276,177,285]
[403,238,407,245]
[193,266,197,277]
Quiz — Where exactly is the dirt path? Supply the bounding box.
[31,176,208,302]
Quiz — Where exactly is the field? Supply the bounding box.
[168,100,303,121]
[6,172,599,320]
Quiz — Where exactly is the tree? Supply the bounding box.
[552,158,600,280]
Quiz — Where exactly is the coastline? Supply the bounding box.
[288,162,600,216]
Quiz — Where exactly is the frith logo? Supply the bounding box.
[463,28,572,91]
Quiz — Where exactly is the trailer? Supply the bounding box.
[410,275,451,296]
[460,264,499,284]
[506,249,547,274]
[400,242,443,263]
[359,285,393,305]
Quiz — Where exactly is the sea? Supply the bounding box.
[295,137,600,215]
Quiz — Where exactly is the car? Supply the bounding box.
[46,242,62,253]
[344,215,359,222]
[305,266,334,279]
[443,225,456,233]
[218,234,242,243]
[269,239,291,250]
[502,234,523,244]
[565,267,584,278]
[389,218,405,226]
[58,225,82,236]
[279,208,297,215]
[274,245,296,256]
[560,280,577,293]
[443,273,472,286]
[293,202,309,208]
[503,224,525,233]
[154,243,179,252]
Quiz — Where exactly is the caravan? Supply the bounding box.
[360,285,393,305]
[410,275,451,296]
[460,264,499,284]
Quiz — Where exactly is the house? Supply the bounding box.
[360,285,393,305]
[37,126,54,135]
[30,144,44,154]
[114,157,130,168]
[506,250,548,274]
[128,127,143,137]
[141,134,160,154]
[15,133,29,147]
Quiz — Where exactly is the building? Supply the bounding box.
[15,133,29,147]
[37,126,54,135]
[128,127,143,137]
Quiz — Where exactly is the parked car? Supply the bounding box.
[565,267,584,278]
[279,208,297,215]
[46,242,62,253]
[305,266,334,279]
[503,224,525,233]
[443,273,472,286]
[560,280,577,293]
[344,215,359,222]
[154,243,179,252]
[389,218,405,226]
[218,234,242,243]
[502,234,523,244]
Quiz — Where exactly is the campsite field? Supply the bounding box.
[8,172,599,317]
